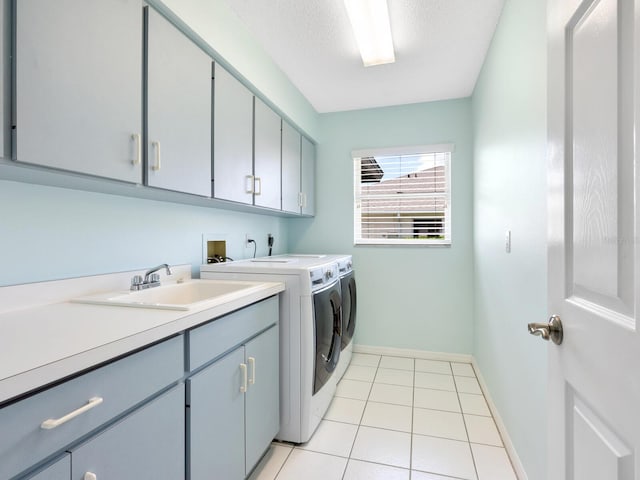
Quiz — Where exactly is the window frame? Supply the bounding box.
[353,144,453,247]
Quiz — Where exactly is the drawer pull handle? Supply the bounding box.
[248,357,256,385]
[41,396,104,430]
[240,363,248,393]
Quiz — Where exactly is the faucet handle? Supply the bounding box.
[131,275,143,289]
[148,273,160,284]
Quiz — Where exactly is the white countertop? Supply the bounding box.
[0,266,284,405]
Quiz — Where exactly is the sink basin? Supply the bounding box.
[71,280,264,311]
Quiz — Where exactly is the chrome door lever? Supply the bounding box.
[528,315,563,345]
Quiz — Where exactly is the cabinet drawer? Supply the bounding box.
[24,454,70,480]
[71,384,185,480]
[188,296,278,371]
[0,335,184,480]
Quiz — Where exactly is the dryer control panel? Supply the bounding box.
[309,263,340,292]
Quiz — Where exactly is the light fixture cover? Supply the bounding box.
[344,0,395,67]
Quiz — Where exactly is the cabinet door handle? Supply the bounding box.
[245,175,255,194]
[254,177,262,196]
[302,192,308,208]
[151,141,161,171]
[298,192,304,208]
[131,133,141,165]
[41,396,103,430]
[84,473,97,480]
[248,357,256,385]
[240,363,248,393]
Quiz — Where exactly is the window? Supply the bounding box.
[353,144,452,246]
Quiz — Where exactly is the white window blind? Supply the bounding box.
[353,146,452,246]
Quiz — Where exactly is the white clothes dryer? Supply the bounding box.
[334,256,356,381]
[201,256,342,443]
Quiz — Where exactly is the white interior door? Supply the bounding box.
[547,0,640,478]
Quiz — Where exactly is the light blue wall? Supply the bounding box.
[0,180,289,286]
[471,0,547,478]
[0,0,318,287]
[288,99,474,354]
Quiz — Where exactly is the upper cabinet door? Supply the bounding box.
[253,98,282,210]
[213,65,253,204]
[301,136,315,216]
[281,120,301,214]
[14,0,143,183]
[146,8,212,197]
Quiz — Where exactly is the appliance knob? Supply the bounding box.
[325,270,333,280]
[347,262,352,269]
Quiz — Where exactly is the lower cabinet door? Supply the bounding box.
[25,454,70,480]
[187,348,245,480]
[244,326,280,475]
[71,384,185,479]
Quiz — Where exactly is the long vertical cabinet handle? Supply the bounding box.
[248,357,256,385]
[131,133,141,165]
[254,177,262,196]
[298,192,304,208]
[245,175,255,194]
[151,141,161,171]
[240,363,248,393]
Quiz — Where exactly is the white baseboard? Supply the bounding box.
[353,344,473,363]
[471,357,528,480]
[353,344,527,480]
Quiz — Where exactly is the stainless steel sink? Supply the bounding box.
[71,280,265,311]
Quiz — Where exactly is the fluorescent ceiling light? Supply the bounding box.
[344,0,395,67]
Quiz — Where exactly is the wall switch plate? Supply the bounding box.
[505,230,512,253]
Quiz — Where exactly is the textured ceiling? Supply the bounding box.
[222,0,505,113]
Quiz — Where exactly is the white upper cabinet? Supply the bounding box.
[281,120,301,214]
[213,65,253,204]
[14,0,143,183]
[253,98,282,210]
[146,8,212,197]
[301,136,316,216]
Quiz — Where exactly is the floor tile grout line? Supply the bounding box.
[455,378,480,480]
[340,356,379,480]
[271,443,295,480]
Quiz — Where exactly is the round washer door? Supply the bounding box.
[340,271,357,350]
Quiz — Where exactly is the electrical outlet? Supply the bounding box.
[245,234,253,247]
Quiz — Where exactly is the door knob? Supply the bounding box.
[528,315,563,345]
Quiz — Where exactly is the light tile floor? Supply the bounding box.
[249,353,518,480]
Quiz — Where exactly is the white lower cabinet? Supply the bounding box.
[187,299,279,480]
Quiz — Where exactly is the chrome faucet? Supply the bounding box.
[131,264,172,291]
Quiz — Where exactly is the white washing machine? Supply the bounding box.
[201,255,342,443]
